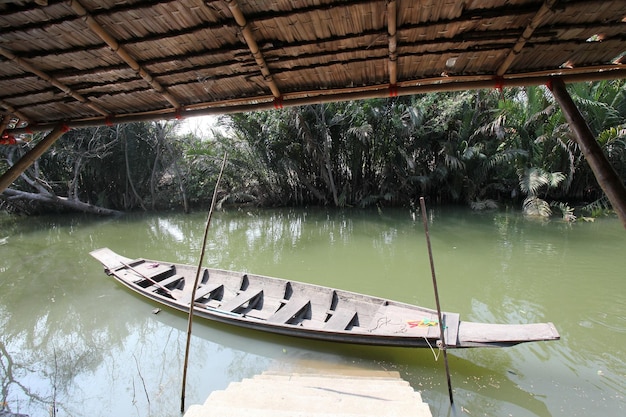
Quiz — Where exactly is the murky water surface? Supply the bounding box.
[1,208,624,417]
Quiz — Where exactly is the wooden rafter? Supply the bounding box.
[225,0,281,99]
[387,0,397,86]
[496,0,557,76]
[0,45,110,118]
[9,67,626,135]
[12,17,623,64]
[1,0,624,129]
[67,0,181,110]
[0,98,30,124]
[0,114,11,134]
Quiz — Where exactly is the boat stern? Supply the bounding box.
[456,321,560,348]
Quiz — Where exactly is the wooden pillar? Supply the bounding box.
[0,123,68,193]
[549,78,626,229]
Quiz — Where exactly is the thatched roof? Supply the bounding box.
[1,0,625,133]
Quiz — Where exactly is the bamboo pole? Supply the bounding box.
[387,0,398,86]
[0,45,109,116]
[549,78,626,229]
[419,197,453,404]
[120,261,173,295]
[9,67,626,135]
[68,0,181,109]
[0,123,68,193]
[180,153,228,413]
[226,0,281,98]
[496,0,557,76]
[0,115,11,136]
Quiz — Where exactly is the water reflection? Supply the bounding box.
[1,208,625,417]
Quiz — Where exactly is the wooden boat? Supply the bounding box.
[90,248,559,349]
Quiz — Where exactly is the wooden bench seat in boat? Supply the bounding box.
[267,298,310,324]
[324,308,357,331]
[219,288,263,312]
[181,282,223,305]
[193,282,223,301]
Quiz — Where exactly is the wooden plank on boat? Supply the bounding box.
[324,308,357,331]
[458,322,560,344]
[180,282,222,305]
[90,247,133,270]
[268,298,310,324]
[193,282,223,301]
[443,312,459,347]
[219,288,263,312]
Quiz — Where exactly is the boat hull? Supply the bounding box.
[90,248,559,349]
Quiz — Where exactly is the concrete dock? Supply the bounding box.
[184,365,432,417]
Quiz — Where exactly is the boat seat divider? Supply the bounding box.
[180,282,223,305]
[268,298,310,324]
[324,308,357,331]
[219,288,263,312]
[193,282,223,301]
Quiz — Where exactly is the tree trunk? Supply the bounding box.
[3,188,122,215]
[550,78,626,229]
[161,127,189,213]
[150,127,161,210]
[122,126,147,211]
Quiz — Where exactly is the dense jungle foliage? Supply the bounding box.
[1,81,625,220]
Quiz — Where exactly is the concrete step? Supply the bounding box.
[205,387,426,412]
[207,374,419,403]
[185,370,432,417]
[185,404,430,417]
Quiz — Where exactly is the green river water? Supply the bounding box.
[0,207,624,417]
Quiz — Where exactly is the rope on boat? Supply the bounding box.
[424,337,442,361]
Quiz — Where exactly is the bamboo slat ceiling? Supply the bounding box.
[1,0,625,133]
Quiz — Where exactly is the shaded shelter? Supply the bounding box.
[1,0,625,224]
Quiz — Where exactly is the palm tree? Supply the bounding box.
[476,86,573,215]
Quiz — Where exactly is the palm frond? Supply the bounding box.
[518,167,549,195]
[470,199,498,211]
[523,196,552,217]
[581,196,613,217]
[444,154,465,171]
[550,201,576,222]
[547,171,566,188]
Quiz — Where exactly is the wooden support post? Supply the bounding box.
[549,78,626,229]
[419,197,454,405]
[0,123,68,193]
[181,153,227,413]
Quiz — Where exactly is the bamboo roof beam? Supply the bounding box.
[0,115,11,135]
[0,99,30,125]
[0,46,110,118]
[387,0,398,86]
[225,0,282,99]
[68,0,181,110]
[10,67,626,135]
[0,123,68,194]
[496,0,557,76]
